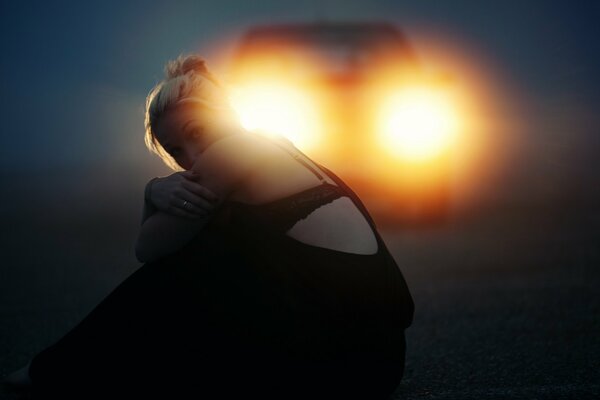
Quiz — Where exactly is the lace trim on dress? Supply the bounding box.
[228,183,346,234]
[260,184,345,233]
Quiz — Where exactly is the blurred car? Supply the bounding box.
[225,21,461,225]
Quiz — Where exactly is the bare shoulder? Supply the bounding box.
[189,132,271,198]
[194,132,270,171]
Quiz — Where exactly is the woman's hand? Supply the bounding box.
[146,171,220,219]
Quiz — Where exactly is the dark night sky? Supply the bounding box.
[1,0,599,208]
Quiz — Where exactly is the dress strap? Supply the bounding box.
[267,136,327,183]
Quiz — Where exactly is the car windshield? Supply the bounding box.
[233,25,417,79]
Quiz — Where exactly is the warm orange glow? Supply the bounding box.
[376,86,460,161]
[213,25,526,219]
[394,28,527,214]
[227,81,322,152]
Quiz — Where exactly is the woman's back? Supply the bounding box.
[226,132,379,255]
[211,132,414,333]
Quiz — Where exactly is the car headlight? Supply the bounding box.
[228,82,321,151]
[376,86,460,161]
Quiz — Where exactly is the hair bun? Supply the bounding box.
[165,54,208,79]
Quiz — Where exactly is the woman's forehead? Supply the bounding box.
[155,103,205,140]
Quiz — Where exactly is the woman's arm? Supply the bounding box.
[135,209,216,263]
[141,178,159,225]
[135,134,265,263]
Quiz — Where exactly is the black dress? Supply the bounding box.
[28,142,414,400]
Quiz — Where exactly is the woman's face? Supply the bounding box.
[153,102,229,170]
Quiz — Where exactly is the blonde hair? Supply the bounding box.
[144,53,235,171]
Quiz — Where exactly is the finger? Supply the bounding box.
[181,170,200,180]
[171,195,214,216]
[180,198,211,215]
[176,191,216,211]
[180,170,197,179]
[181,180,220,203]
[182,193,216,211]
[169,205,207,220]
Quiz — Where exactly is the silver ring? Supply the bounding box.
[182,200,189,209]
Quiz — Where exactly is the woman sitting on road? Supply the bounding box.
[4,53,414,400]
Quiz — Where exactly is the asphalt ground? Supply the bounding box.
[1,185,598,399]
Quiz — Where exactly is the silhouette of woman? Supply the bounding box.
[4,54,414,400]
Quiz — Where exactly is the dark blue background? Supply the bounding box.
[1,2,599,398]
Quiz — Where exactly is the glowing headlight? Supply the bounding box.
[377,87,459,161]
[228,82,321,151]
